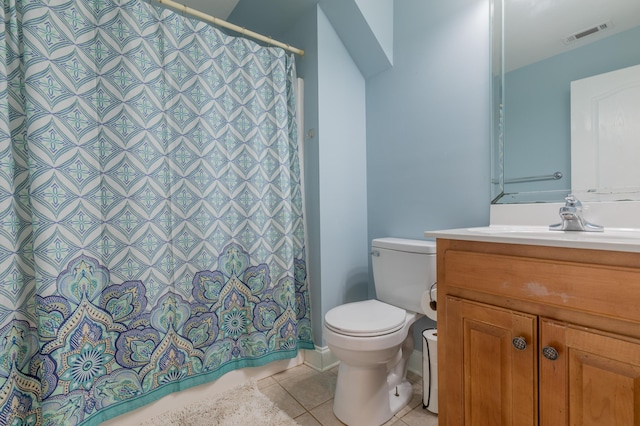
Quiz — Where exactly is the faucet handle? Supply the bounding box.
[564,194,582,209]
[551,194,604,232]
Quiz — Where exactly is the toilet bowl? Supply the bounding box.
[323,238,436,426]
[323,300,420,426]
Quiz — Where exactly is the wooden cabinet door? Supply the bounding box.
[444,297,538,426]
[540,319,640,426]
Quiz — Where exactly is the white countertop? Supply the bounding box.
[424,226,640,253]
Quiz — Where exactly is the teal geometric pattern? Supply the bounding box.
[0,0,312,424]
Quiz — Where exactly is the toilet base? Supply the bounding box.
[389,380,413,417]
[332,362,413,426]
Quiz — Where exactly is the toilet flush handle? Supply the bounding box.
[370,250,380,257]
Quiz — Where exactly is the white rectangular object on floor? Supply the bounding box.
[422,328,438,414]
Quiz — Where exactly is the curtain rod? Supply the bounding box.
[155,0,304,56]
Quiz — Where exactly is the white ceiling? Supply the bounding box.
[506,0,640,71]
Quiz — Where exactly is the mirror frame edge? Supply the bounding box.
[490,0,505,204]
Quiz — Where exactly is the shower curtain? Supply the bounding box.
[0,0,313,424]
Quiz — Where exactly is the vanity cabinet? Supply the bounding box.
[437,239,640,426]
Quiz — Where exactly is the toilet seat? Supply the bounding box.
[324,299,406,337]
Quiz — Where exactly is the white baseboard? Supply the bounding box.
[304,346,425,377]
[303,345,339,371]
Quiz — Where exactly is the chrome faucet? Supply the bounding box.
[549,194,603,232]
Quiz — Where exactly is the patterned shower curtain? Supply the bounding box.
[0,0,313,424]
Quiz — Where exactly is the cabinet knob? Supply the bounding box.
[542,346,559,361]
[512,336,527,351]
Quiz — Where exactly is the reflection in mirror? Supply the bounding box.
[571,64,640,202]
[491,0,640,204]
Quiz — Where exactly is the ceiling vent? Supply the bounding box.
[563,20,613,44]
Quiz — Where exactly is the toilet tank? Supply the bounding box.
[371,238,436,314]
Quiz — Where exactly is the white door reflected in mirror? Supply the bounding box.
[571,64,640,201]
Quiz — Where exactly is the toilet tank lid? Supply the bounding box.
[372,238,436,254]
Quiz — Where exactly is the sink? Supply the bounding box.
[425,226,640,253]
[466,226,640,240]
[466,226,552,235]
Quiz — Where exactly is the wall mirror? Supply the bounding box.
[491,0,640,204]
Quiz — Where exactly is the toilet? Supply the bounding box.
[323,237,437,426]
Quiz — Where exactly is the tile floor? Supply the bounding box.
[258,364,438,425]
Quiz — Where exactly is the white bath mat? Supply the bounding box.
[140,381,298,426]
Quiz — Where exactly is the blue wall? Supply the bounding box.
[282,5,369,347]
[366,0,491,334]
[319,0,392,77]
[315,6,370,346]
[237,0,491,348]
[316,7,369,315]
[354,0,393,63]
[367,0,490,242]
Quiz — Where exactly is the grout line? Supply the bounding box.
[264,368,433,426]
